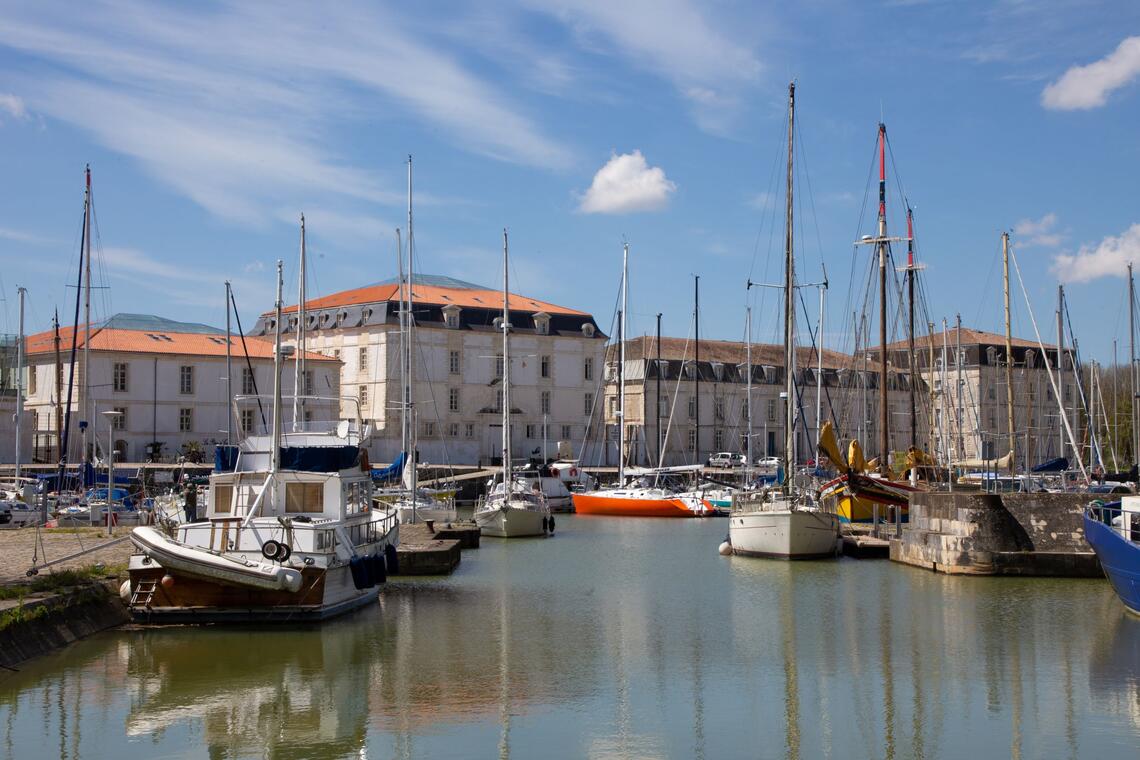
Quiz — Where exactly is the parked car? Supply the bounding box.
[707,452,741,468]
[755,456,781,472]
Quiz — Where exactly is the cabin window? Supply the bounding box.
[286,482,324,513]
[343,482,369,515]
[113,362,128,392]
[213,485,233,513]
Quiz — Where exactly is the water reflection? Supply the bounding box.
[1,518,1139,759]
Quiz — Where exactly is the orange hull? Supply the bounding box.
[571,492,698,517]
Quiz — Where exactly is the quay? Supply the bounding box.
[392,521,481,576]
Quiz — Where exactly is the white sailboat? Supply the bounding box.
[474,229,551,538]
[726,82,840,560]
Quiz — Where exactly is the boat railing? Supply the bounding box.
[1087,500,1140,544]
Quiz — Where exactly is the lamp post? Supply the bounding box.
[101,410,123,534]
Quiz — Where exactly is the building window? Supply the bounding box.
[242,366,256,395]
[423,421,435,437]
[585,394,593,418]
[714,399,725,421]
[584,357,593,381]
[526,424,537,439]
[495,355,504,378]
[112,407,127,430]
[541,390,551,415]
[449,350,460,375]
[541,355,551,378]
[768,399,776,422]
[445,311,459,328]
[447,422,459,437]
[359,384,368,407]
[561,424,572,440]
[687,428,696,451]
[1063,384,1071,401]
[241,409,255,435]
[358,346,368,374]
[113,362,128,392]
[714,429,724,450]
[658,398,669,418]
[303,369,313,395]
[179,408,192,432]
[449,388,460,413]
[496,390,503,412]
[608,396,618,416]
[27,365,36,395]
[465,423,475,438]
[179,365,194,395]
[688,396,696,419]
[988,386,996,401]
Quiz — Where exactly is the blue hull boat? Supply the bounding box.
[1084,501,1140,615]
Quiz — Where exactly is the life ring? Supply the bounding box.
[261,540,282,560]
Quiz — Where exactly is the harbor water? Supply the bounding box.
[2,515,1139,759]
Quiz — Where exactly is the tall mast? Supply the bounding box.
[225,281,233,444]
[783,81,796,484]
[694,274,700,465]
[293,214,306,430]
[1130,265,1137,467]
[655,311,662,467]
[955,314,964,461]
[407,157,417,509]
[53,310,62,461]
[396,227,406,455]
[906,206,917,448]
[15,286,26,481]
[502,228,512,487]
[1002,231,1015,469]
[271,260,284,474]
[619,243,628,483]
[746,301,753,478]
[82,165,92,471]
[58,168,88,489]
[1056,285,1065,460]
[816,274,826,448]
[876,123,889,474]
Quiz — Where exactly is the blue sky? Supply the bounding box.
[1,1,1139,362]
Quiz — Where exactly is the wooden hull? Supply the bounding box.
[830,493,909,524]
[572,492,698,517]
[127,558,377,623]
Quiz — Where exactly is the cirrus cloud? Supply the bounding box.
[1042,36,1140,110]
[1051,223,1140,283]
[578,151,676,214]
[1013,212,1063,248]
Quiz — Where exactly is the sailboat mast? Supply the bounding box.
[655,311,662,467]
[271,260,284,474]
[746,303,753,478]
[407,157,418,508]
[225,281,233,444]
[694,275,700,465]
[15,287,25,481]
[396,228,406,454]
[956,314,964,461]
[1002,231,1015,469]
[1057,285,1065,460]
[82,165,92,471]
[619,243,628,483]
[876,124,889,474]
[783,82,796,482]
[58,169,88,488]
[502,229,512,487]
[906,206,917,449]
[1130,265,1137,466]
[293,214,306,430]
[816,275,826,448]
[53,311,61,461]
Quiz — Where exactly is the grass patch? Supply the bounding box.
[0,564,125,601]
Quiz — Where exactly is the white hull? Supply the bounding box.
[728,509,839,559]
[475,505,549,538]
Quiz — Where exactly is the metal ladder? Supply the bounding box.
[130,579,158,608]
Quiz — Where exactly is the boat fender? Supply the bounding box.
[542,516,549,534]
[548,515,555,533]
[718,535,733,556]
[161,574,176,589]
[261,540,282,561]
[119,579,131,602]
[349,556,370,590]
[384,543,399,575]
[274,543,292,563]
[371,553,387,584]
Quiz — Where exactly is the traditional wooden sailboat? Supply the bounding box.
[124,262,400,622]
[473,229,551,538]
[725,82,841,559]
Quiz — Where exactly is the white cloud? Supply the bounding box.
[1013,212,1062,248]
[0,225,53,245]
[524,0,761,133]
[1042,36,1140,110]
[745,192,773,210]
[0,93,26,120]
[578,151,676,214]
[0,2,573,226]
[1051,223,1140,283]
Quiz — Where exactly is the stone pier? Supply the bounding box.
[890,491,1103,577]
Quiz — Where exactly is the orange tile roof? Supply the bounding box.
[25,323,335,362]
[880,326,1061,352]
[274,282,588,317]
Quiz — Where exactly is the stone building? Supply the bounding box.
[21,313,338,464]
[254,275,607,466]
[876,326,1079,466]
[600,336,928,468]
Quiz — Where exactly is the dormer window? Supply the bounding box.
[533,312,551,336]
[443,304,461,329]
[582,323,596,338]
